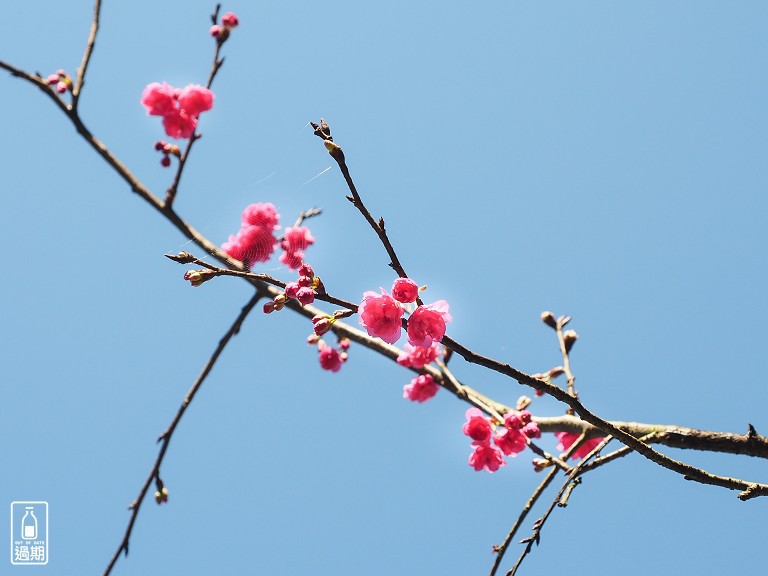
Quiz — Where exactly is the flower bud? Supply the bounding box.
[516,395,532,410]
[296,287,315,305]
[285,282,300,299]
[298,263,314,278]
[183,269,214,287]
[532,458,550,473]
[312,317,333,336]
[324,139,345,163]
[548,366,565,379]
[563,329,579,353]
[221,12,239,27]
[306,333,320,345]
[274,293,288,305]
[541,311,557,329]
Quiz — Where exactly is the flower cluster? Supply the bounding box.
[221,203,279,267]
[210,11,239,41]
[46,70,71,94]
[357,277,449,403]
[358,278,448,348]
[264,263,323,313]
[280,226,315,269]
[141,82,214,139]
[308,336,350,373]
[463,408,541,472]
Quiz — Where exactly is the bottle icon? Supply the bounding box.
[21,507,37,540]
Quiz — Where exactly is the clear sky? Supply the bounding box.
[2,1,767,575]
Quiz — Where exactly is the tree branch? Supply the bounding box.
[103,290,263,576]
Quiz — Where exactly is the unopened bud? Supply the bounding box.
[541,311,557,329]
[274,293,288,305]
[563,329,579,353]
[298,263,314,278]
[324,140,345,163]
[312,316,334,336]
[516,395,532,410]
[306,333,320,345]
[548,366,565,379]
[532,458,551,473]
[183,269,214,287]
[338,338,350,351]
[263,301,277,314]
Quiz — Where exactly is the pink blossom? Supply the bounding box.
[281,226,315,253]
[522,422,541,439]
[296,287,315,305]
[141,82,177,116]
[210,24,223,38]
[162,109,198,139]
[312,316,333,336]
[494,427,528,456]
[396,342,441,369]
[285,282,300,299]
[280,249,304,270]
[406,300,452,348]
[319,346,343,373]
[297,275,312,287]
[178,84,214,116]
[392,277,419,303]
[221,12,239,27]
[241,202,280,229]
[358,290,404,344]
[299,263,314,278]
[555,432,605,461]
[222,224,276,265]
[462,408,492,443]
[468,441,506,472]
[46,74,59,85]
[56,81,68,94]
[402,374,439,403]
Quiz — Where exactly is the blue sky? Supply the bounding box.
[2,1,767,574]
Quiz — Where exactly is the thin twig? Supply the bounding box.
[164,28,227,209]
[554,315,576,412]
[103,291,263,576]
[310,120,418,299]
[506,436,613,576]
[489,432,589,576]
[72,0,102,110]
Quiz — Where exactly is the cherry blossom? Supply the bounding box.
[555,431,605,460]
[392,277,419,303]
[396,342,441,369]
[468,441,506,472]
[358,290,404,344]
[241,202,280,230]
[406,300,452,347]
[403,374,439,403]
[462,408,492,443]
[318,345,343,373]
[222,224,276,265]
[141,82,214,140]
